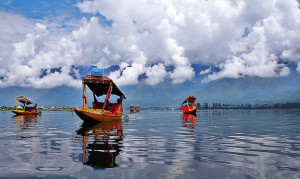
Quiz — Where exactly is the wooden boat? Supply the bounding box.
[74,69,126,123]
[181,94,197,114]
[67,107,74,112]
[135,105,140,112]
[130,105,135,113]
[11,96,41,115]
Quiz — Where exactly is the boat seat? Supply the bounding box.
[93,102,104,109]
[105,103,122,115]
[93,102,122,115]
[25,107,36,112]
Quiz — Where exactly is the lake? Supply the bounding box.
[0,109,299,179]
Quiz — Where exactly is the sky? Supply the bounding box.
[0,0,300,90]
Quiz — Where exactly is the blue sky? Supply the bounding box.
[1,0,300,105]
[0,0,112,27]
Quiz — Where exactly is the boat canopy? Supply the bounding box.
[17,96,38,105]
[181,95,196,105]
[82,75,126,99]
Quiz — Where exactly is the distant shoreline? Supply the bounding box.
[138,102,300,110]
[1,102,300,111]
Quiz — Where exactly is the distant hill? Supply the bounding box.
[1,75,300,107]
[194,77,299,104]
[0,86,82,107]
[35,87,82,107]
[122,75,300,106]
[285,89,300,102]
[121,81,199,107]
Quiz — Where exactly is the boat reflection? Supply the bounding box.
[13,114,37,130]
[12,115,38,138]
[77,120,123,170]
[130,105,135,113]
[182,114,197,135]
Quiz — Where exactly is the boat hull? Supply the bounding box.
[182,106,197,114]
[11,110,41,115]
[74,108,123,123]
[130,107,134,113]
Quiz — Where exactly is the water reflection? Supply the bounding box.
[182,114,197,135]
[77,120,123,170]
[0,110,299,178]
[13,115,37,129]
[11,115,37,139]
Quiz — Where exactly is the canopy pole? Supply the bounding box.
[16,99,18,110]
[102,82,112,112]
[93,93,98,103]
[23,101,27,111]
[83,82,86,110]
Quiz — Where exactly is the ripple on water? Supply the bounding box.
[0,110,299,178]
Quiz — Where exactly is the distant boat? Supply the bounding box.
[130,105,135,113]
[181,94,197,114]
[74,69,126,123]
[67,107,74,112]
[11,96,41,115]
[135,105,140,112]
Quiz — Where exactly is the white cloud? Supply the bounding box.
[199,67,212,75]
[145,63,168,86]
[0,12,35,70]
[76,0,300,84]
[204,19,294,82]
[27,67,82,88]
[1,0,300,88]
[279,66,291,76]
[109,63,144,86]
[166,38,195,83]
[170,66,195,84]
[119,62,129,70]
[0,17,82,88]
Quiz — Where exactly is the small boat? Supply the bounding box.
[67,107,74,112]
[11,96,41,115]
[74,69,126,123]
[135,105,140,112]
[130,105,135,113]
[181,94,197,114]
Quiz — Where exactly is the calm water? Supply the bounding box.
[0,110,300,179]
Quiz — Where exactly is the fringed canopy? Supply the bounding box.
[82,75,126,99]
[17,96,38,105]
